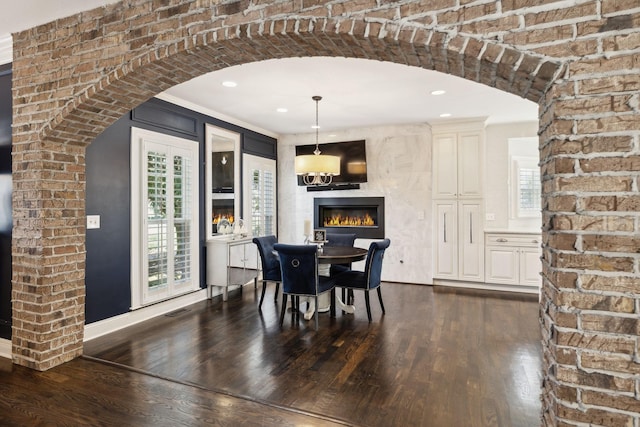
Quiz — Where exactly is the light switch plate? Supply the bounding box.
[87,215,101,229]
[485,213,496,221]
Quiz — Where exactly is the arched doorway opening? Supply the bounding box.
[15,2,639,425]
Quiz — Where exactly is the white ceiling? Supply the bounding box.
[2,1,539,136]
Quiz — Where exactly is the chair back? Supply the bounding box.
[325,233,356,247]
[273,244,318,296]
[252,235,281,281]
[363,239,391,289]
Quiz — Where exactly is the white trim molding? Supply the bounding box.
[84,288,209,342]
[0,338,11,360]
[0,35,12,65]
[156,92,278,139]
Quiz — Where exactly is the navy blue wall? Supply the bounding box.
[85,97,277,323]
[0,63,12,339]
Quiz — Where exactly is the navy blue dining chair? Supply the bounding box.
[325,232,357,274]
[325,232,357,304]
[252,235,281,309]
[333,238,390,322]
[273,243,336,331]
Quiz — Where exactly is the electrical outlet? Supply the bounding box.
[485,213,496,221]
[87,215,101,229]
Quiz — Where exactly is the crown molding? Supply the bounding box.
[155,92,279,139]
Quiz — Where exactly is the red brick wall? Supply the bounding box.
[10,0,640,424]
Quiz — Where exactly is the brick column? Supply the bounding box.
[11,137,86,370]
[539,67,640,424]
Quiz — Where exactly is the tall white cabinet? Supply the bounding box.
[432,120,486,284]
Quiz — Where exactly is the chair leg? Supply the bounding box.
[274,282,280,302]
[330,289,336,318]
[364,290,372,322]
[348,289,354,305]
[341,288,346,314]
[291,296,297,324]
[279,294,288,327]
[314,296,319,331]
[377,286,385,314]
[259,281,267,309]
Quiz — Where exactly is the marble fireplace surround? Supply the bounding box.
[314,196,385,239]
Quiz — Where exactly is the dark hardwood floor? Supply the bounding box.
[1,283,542,426]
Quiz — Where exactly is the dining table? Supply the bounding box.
[306,245,368,320]
[273,244,368,320]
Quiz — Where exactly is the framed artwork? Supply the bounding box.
[313,229,326,243]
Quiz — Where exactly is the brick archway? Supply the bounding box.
[11,1,640,425]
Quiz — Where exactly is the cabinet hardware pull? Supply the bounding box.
[497,238,508,242]
[469,212,473,244]
[443,213,447,243]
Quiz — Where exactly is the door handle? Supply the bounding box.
[443,213,447,243]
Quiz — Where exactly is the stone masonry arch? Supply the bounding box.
[11,1,640,425]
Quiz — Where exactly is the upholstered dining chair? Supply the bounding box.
[325,233,357,274]
[252,235,281,309]
[333,238,391,322]
[273,243,336,331]
[325,232,357,304]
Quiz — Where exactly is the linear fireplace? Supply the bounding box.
[314,197,385,239]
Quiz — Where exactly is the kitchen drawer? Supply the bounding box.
[486,233,541,248]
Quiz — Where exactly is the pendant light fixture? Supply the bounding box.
[294,95,340,185]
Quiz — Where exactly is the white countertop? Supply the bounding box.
[484,229,541,235]
[207,234,253,243]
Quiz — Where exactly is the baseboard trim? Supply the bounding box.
[84,289,209,342]
[433,279,539,295]
[0,338,10,360]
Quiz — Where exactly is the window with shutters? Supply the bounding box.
[511,156,541,218]
[131,128,200,308]
[243,154,277,237]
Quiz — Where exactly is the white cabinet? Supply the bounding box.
[485,233,541,291]
[434,202,457,279]
[433,120,486,286]
[432,127,483,199]
[206,236,257,301]
[434,200,484,282]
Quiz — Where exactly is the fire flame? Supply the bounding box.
[213,214,234,224]
[324,213,375,227]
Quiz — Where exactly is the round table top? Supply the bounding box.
[318,246,368,264]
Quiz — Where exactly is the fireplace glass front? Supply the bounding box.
[314,197,385,239]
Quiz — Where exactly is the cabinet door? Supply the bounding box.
[433,134,458,198]
[457,132,482,198]
[520,247,541,287]
[434,202,457,279]
[229,243,246,268]
[458,201,484,282]
[485,247,518,285]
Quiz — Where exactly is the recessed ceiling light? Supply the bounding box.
[431,90,446,95]
[276,107,288,113]
[328,134,337,138]
[222,81,237,88]
[440,113,452,118]
[311,125,320,129]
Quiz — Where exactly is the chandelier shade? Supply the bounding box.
[294,95,340,186]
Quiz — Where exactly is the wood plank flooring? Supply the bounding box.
[2,283,542,426]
